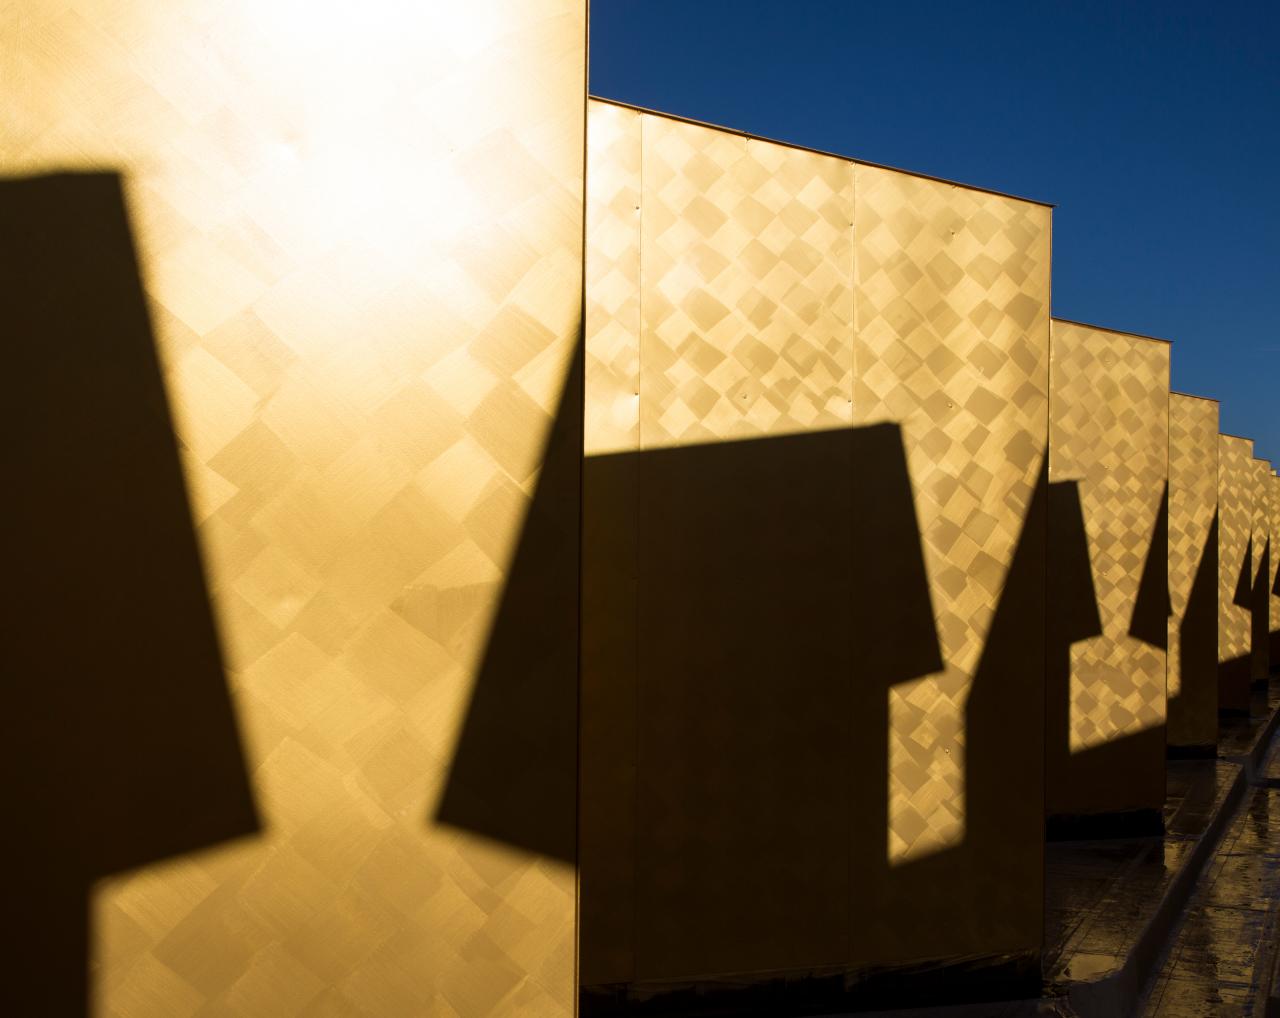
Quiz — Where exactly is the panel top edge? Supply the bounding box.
[1051,316,1173,345]
[588,95,1056,209]
[1170,390,1220,403]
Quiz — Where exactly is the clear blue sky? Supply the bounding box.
[589,0,1278,464]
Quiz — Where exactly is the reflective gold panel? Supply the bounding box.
[1250,457,1272,679]
[6,2,586,1015]
[1272,472,1280,666]
[581,100,1051,1003]
[638,114,855,447]
[1166,393,1219,751]
[851,162,1050,967]
[1047,320,1169,818]
[580,99,642,989]
[1218,435,1255,711]
[1271,472,1280,665]
[589,104,859,987]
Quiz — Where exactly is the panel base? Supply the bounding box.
[1045,808,1165,841]
[1166,743,1218,760]
[581,952,1040,1017]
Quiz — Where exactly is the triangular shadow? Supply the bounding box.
[4,172,259,1016]
[1129,483,1171,647]
[432,342,583,862]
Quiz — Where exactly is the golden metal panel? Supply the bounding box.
[1250,458,1272,679]
[1218,435,1255,711]
[634,110,856,982]
[1047,320,1169,816]
[581,103,1052,995]
[8,3,586,1015]
[580,99,642,988]
[638,113,855,446]
[584,102,643,460]
[1271,473,1280,665]
[1166,394,1219,749]
[851,163,1051,965]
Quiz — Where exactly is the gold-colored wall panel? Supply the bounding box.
[1047,321,1169,817]
[851,163,1051,964]
[584,102,643,460]
[636,108,857,983]
[638,113,855,446]
[1271,473,1280,665]
[1250,458,1272,679]
[7,3,586,1016]
[580,99,642,988]
[581,100,1051,999]
[1219,435,1255,711]
[1166,394,1219,750]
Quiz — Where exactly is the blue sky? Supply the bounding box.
[589,0,1278,463]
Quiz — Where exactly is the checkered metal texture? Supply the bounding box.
[1272,473,1280,649]
[580,100,642,988]
[584,105,858,986]
[581,100,1051,986]
[639,114,854,446]
[8,2,585,1015]
[1251,458,1272,679]
[584,102,642,459]
[854,164,1050,873]
[1219,434,1255,710]
[1167,394,1219,748]
[1048,322,1169,761]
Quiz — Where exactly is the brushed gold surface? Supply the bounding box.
[853,163,1050,870]
[580,100,1051,991]
[584,102,643,460]
[850,162,1050,966]
[1166,394,1219,749]
[1250,458,1272,679]
[639,108,856,983]
[588,96,1056,211]
[1271,473,1280,660]
[1047,320,1169,815]
[580,99,642,988]
[638,114,854,447]
[7,2,586,1015]
[1218,435,1255,711]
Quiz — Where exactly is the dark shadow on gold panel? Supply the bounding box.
[1251,535,1269,681]
[1044,478,1169,832]
[1044,481,1104,824]
[432,344,582,863]
[1219,652,1256,716]
[1221,538,1256,712]
[578,435,640,986]
[878,460,1050,1004]
[1167,512,1219,757]
[1272,542,1280,669]
[1233,535,1253,611]
[1046,729,1168,839]
[578,429,1052,1014]
[2,174,259,1016]
[1129,484,1170,649]
[626,423,941,982]
[1046,473,1165,835]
